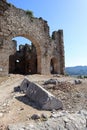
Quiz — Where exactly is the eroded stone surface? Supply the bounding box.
[8,110,87,130]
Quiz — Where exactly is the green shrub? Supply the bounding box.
[8,3,12,7]
[26,10,34,17]
[84,75,87,78]
[65,73,69,76]
[77,75,84,79]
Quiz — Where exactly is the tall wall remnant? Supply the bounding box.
[0,0,65,76]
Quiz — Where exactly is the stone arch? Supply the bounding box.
[50,57,59,74]
[8,34,41,74]
[0,0,65,76]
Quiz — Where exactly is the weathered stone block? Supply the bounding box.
[20,78,63,110]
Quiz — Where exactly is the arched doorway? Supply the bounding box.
[50,57,59,74]
[9,36,39,75]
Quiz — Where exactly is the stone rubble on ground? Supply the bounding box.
[43,78,82,87]
[8,110,87,130]
[43,79,58,85]
[74,79,82,85]
[43,79,74,93]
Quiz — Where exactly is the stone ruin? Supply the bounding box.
[0,0,65,76]
[9,43,37,74]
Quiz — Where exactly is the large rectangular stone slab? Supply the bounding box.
[20,78,63,110]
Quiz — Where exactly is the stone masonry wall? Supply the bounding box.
[0,0,65,76]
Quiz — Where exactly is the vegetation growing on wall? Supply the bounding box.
[8,3,12,7]
[26,10,34,17]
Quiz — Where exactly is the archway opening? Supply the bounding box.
[50,57,58,74]
[9,36,37,75]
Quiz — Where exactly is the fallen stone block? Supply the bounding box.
[31,114,40,120]
[43,79,58,85]
[74,80,82,85]
[20,79,63,110]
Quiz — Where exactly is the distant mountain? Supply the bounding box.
[65,66,87,76]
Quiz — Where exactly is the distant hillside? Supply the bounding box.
[65,66,87,76]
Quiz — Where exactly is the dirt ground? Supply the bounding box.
[0,74,87,129]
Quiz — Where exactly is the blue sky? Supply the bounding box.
[7,0,87,67]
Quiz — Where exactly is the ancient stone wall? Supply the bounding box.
[0,0,65,76]
[9,43,37,75]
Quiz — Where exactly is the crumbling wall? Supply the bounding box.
[51,30,65,74]
[9,44,37,75]
[0,0,65,76]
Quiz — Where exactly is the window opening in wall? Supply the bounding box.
[50,58,58,74]
[9,36,37,75]
[16,59,20,63]
[50,59,54,74]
